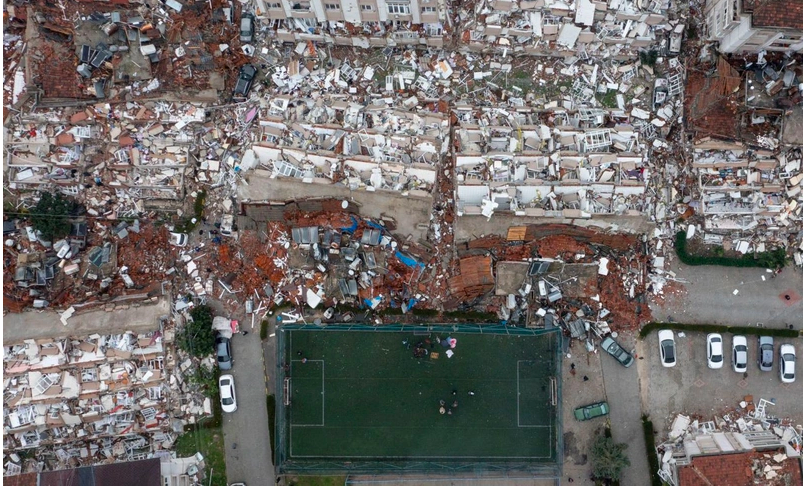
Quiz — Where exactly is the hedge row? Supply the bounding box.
[674,232,787,268]
[640,321,800,339]
[642,415,662,486]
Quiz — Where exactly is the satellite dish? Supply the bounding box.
[341,200,349,209]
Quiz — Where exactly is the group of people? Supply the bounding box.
[438,390,474,416]
[404,335,457,359]
[404,338,433,358]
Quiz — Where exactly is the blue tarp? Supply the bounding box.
[395,250,425,269]
[365,220,385,231]
[341,216,358,234]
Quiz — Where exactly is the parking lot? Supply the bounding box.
[638,330,803,425]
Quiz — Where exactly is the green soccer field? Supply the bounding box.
[277,327,560,467]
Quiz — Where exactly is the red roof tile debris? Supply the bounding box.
[678,451,803,486]
[684,57,743,140]
[35,39,92,101]
[447,255,494,300]
[744,0,803,30]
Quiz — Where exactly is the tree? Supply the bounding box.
[30,192,76,241]
[177,305,216,357]
[591,432,631,483]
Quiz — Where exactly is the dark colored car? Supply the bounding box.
[233,64,257,101]
[600,336,634,367]
[758,336,773,372]
[216,335,233,370]
[574,401,610,421]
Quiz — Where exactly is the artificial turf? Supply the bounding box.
[282,329,559,462]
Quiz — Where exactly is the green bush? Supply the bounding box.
[31,192,77,241]
[190,365,220,404]
[642,415,662,486]
[675,232,787,268]
[260,320,269,340]
[177,305,217,357]
[443,310,499,322]
[410,308,439,317]
[640,322,800,339]
[267,394,276,460]
[591,432,630,484]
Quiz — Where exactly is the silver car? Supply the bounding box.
[600,336,634,367]
[758,336,774,372]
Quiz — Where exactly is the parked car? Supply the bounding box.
[233,64,257,100]
[758,336,774,372]
[219,375,237,413]
[707,333,724,369]
[574,401,610,421]
[779,344,796,383]
[658,329,676,368]
[732,335,748,373]
[239,13,254,43]
[216,335,233,370]
[169,232,188,247]
[600,336,634,367]
[220,214,234,237]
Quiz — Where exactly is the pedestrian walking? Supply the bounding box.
[468,391,475,396]
[452,400,458,408]
[241,330,249,336]
[301,357,308,364]
[583,376,589,381]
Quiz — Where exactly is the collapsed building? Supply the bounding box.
[2,0,802,316]
[2,330,177,474]
[656,397,802,486]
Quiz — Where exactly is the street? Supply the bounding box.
[650,264,803,328]
[221,327,275,486]
[598,331,650,487]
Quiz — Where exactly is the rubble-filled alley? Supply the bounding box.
[3,0,802,478]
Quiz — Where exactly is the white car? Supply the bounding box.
[658,329,676,368]
[732,335,748,373]
[707,333,724,369]
[779,344,796,384]
[169,232,189,247]
[219,375,238,413]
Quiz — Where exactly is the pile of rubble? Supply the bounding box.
[1,329,181,475]
[172,211,437,320]
[2,0,801,323]
[657,397,803,485]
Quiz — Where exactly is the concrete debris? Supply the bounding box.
[656,396,803,486]
[0,324,211,475]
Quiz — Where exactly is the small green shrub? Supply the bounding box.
[642,415,662,486]
[267,394,276,460]
[675,232,787,268]
[640,322,799,339]
[260,320,269,340]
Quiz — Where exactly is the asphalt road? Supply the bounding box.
[221,328,275,486]
[598,332,650,487]
[650,263,803,328]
